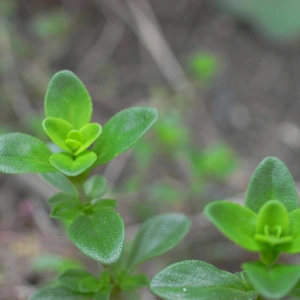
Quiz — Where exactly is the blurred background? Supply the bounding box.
[2,0,300,299]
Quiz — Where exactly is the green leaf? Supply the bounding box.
[32,254,83,273]
[69,208,125,264]
[45,70,92,129]
[49,151,97,177]
[43,117,73,153]
[75,123,102,156]
[79,276,101,293]
[29,286,91,300]
[92,199,117,210]
[243,261,300,299]
[47,193,79,206]
[93,286,112,300]
[0,133,55,173]
[93,106,158,165]
[150,260,251,300]
[204,201,259,251]
[84,175,107,201]
[245,157,299,213]
[120,273,149,291]
[40,172,78,195]
[58,269,92,293]
[255,200,291,247]
[127,213,191,270]
[50,202,83,221]
[281,208,300,253]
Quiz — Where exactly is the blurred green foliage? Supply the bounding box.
[188,52,218,82]
[122,105,237,221]
[216,0,300,42]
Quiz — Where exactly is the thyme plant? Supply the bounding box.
[1,71,300,299]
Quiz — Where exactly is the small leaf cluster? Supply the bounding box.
[0,70,192,299]
[150,157,300,299]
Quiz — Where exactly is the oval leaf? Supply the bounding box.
[93,106,158,165]
[45,70,92,129]
[151,260,251,300]
[43,117,73,153]
[29,286,91,300]
[127,213,191,270]
[58,269,92,293]
[243,261,300,299]
[75,123,102,156]
[49,151,97,177]
[84,175,107,201]
[40,172,78,195]
[204,201,259,251]
[245,157,299,213]
[69,208,125,265]
[0,133,55,174]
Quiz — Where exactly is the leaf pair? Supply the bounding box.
[205,157,300,265]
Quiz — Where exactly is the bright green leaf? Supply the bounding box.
[43,117,73,153]
[84,175,107,201]
[204,201,259,251]
[40,172,78,195]
[69,208,125,265]
[49,151,97,177]
[281,208,300,253]
[58,269,91,293]
[255,200,291,247]
[151,260,251,300]
[45,70,92,129]
[0,133,55,173]
[93,106,158,165]
[243,261,300,299]
[120,273,149,291]
[127,213,191,270]
[75,123,102,155]
[29,286,91,300]
[245,157,299,213]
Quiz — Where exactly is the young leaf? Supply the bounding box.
[242,261,300,299]
[43,117,73,153]
[284,208,300,253]
[83,175,107,201]
[29,286,92,300]
[69,208,125,265]
[40,172,78,195]
[49,151,97,177]
[120,273,149,291]
[93,106,158,165]
[0,133,55,173]
[45,70,92,129]
[151,260,251,300]
[127,213,191,270]
[74,123,102,156]
[204,201,259,251]
[58,269,92,293]
[245,157,299,213]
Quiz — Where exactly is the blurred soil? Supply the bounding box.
[2,0,300,299]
